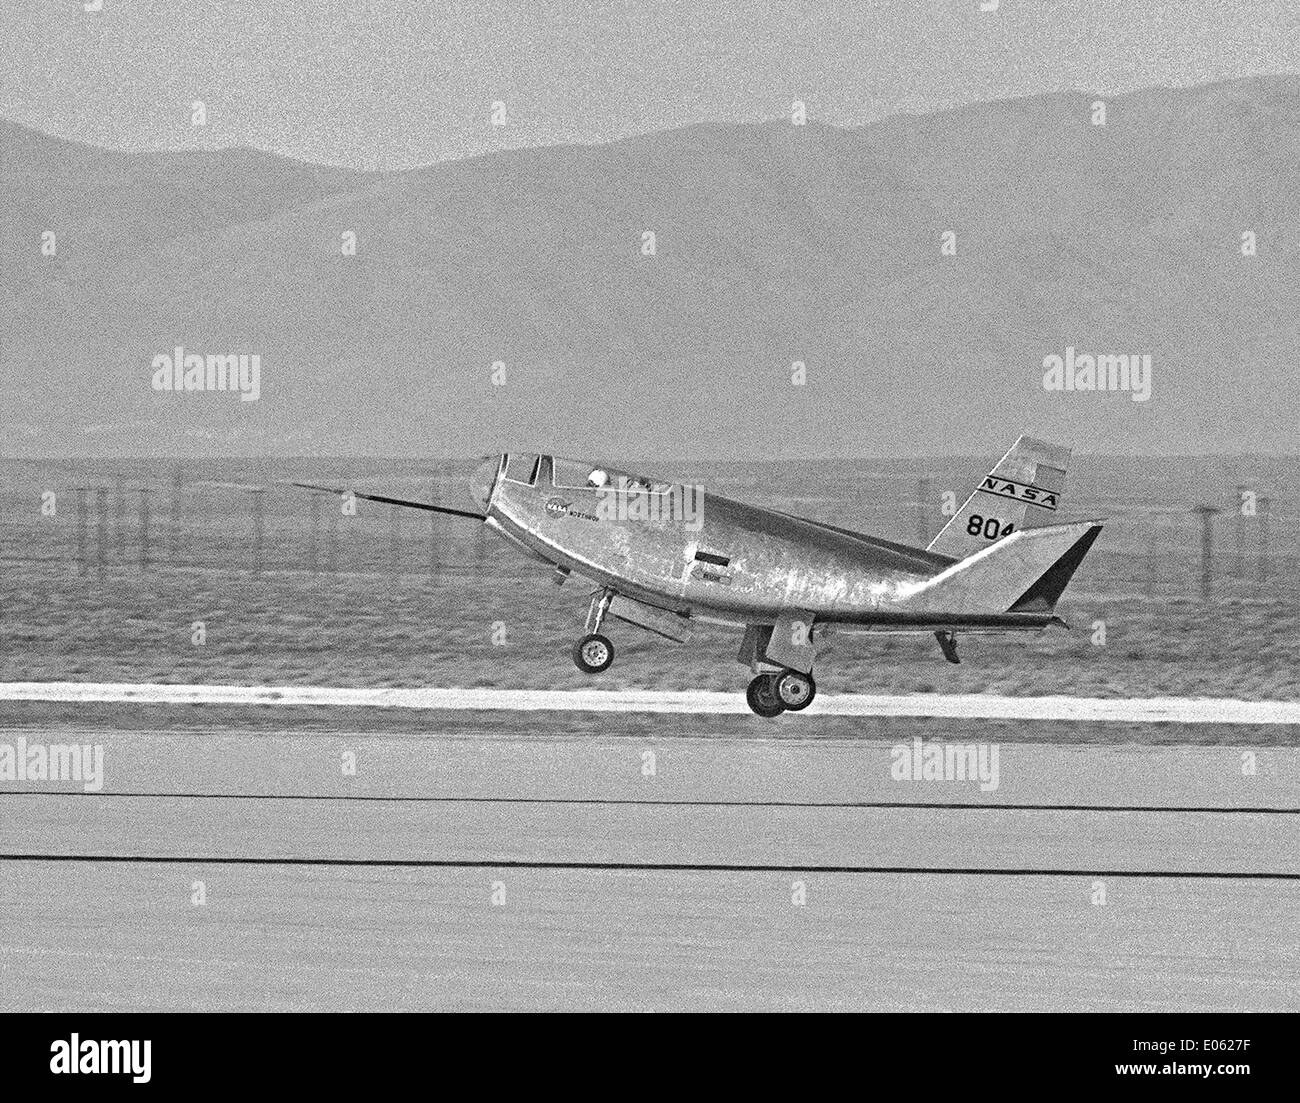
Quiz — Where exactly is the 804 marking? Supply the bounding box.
[966,514,1015,540]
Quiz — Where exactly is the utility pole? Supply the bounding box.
[428,480,441,582]
[1145,517,1161,593]
[1233,484,1247,579]
[115,474,127,557]
[138,488,152,571]
[249,488,265,576]
[916,475,932,547]
[307,492,321,574]
[170,463,184,565]
[1192,505,1220,602]
[94,488,109,576]
[1258,496,1271,586]
[327,497,340,574]
[389,502,402,577]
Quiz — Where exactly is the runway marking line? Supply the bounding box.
[2,682,1300,724]
[1,790,1297,814]
[1,853,1296,879]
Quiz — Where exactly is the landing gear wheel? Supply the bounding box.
[573,633,614,674]
[746,674,786,718]
[774,670,816,711]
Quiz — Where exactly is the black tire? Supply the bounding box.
[573,633,614,674]
[775,670,816,711]
[746,674,786,718]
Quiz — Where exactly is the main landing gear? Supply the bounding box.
[745,669,816,717]
[573,588,616,674]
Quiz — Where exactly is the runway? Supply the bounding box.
[4,865,1293,1012]
[4,681,1300,723]
[1,712,1297,1011]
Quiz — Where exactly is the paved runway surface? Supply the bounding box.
[1,714,1297,1010]
[5,681,1300,723]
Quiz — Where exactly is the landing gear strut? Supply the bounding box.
[573,588,615,674]
[744,669,816,717]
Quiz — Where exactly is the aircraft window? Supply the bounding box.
[551,458,588,488]
[503,452,540,485]
[622,473,672,494]
[587,469,609,488]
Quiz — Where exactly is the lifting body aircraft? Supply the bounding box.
[298,435,1101,716]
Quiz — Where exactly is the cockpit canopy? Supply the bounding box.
[498,454,672,493]
[502,453,541,484]
[552,457,606,488]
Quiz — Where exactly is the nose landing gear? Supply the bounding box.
[573,633,614,673]
[573,588,616,674]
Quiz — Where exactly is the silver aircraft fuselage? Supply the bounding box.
[479,452,964,629]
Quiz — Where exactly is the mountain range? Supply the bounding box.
[3,75,1299,458]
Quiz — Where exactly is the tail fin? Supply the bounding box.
[905,521,1102,616]
[928,435,1072,560]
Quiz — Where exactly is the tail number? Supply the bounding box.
[966,515,1014,540]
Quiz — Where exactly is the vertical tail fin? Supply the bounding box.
[927,435,1072,560]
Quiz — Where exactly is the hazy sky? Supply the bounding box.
[3,0,1297,169]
